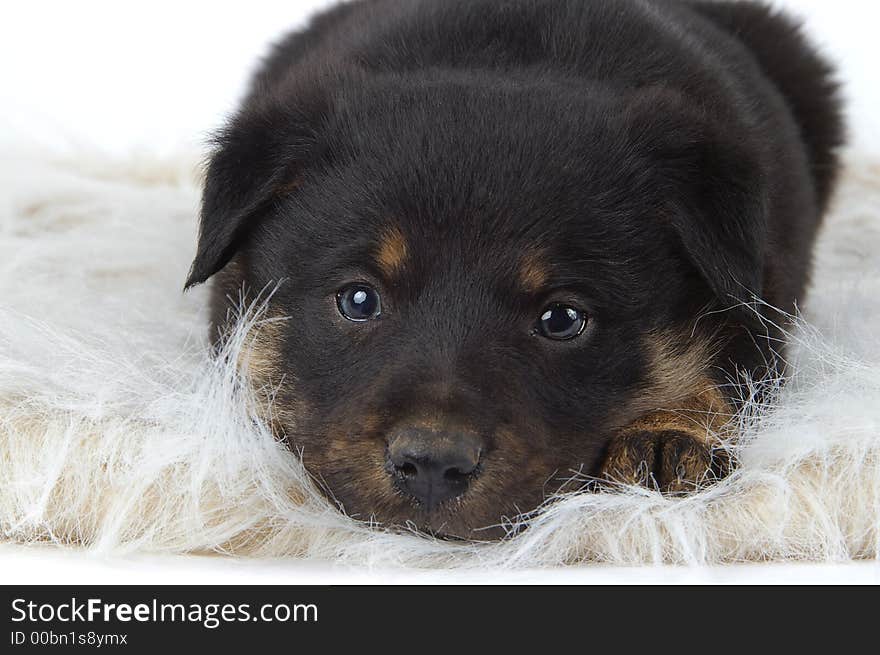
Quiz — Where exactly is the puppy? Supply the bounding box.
[186,0,843,539]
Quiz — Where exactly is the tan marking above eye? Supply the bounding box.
[376,226,409,276]
[275,177,302,196]
[519,250,550,293]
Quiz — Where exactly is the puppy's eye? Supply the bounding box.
[337,284,382,322]
[537,304,587,340]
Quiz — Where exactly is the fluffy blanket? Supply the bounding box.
[1,148,878,567]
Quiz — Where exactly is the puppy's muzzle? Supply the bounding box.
[387,426,483,511]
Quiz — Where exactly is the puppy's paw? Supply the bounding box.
[600,429,729,493]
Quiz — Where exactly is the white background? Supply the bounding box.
[1,0,879,156]
[1,1,878,583]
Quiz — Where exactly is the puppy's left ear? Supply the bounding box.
[624,88,769,308]
[185,93,328,289]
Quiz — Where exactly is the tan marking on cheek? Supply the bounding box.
[519,250,550,293]
[311,434,402,520]
[375,226,408,276]
[360,412,382,437]
[647,330,713,394]
[599,329,735,491]
[239,314,285,388]
[624,329,723,417]
[322,414,383,458]
[612,328,733,441]
[626,380,732,443]
[236,311,307,437]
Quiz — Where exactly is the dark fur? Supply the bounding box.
[187,0,843,539]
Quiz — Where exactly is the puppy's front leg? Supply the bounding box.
[600,387,732,493]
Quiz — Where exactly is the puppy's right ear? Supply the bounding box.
[185,94,327,289]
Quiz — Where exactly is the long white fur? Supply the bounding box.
[1,149,878,567]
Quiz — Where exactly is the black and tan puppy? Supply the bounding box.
[186,0,843,539]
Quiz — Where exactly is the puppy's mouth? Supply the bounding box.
[391,501,511,542]
[388,480,510,541]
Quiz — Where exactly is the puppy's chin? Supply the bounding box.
[321,477,533,542]
[361,501,513,542]
[417,520,509,542]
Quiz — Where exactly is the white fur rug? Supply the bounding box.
[1,148,879,567]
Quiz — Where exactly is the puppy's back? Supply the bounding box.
[688,1,844,210]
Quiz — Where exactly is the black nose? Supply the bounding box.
[387,427,482,511]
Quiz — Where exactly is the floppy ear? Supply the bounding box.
[624,89,768,308]
[185,96,327,289]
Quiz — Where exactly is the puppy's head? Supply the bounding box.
[188,78,765,538]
